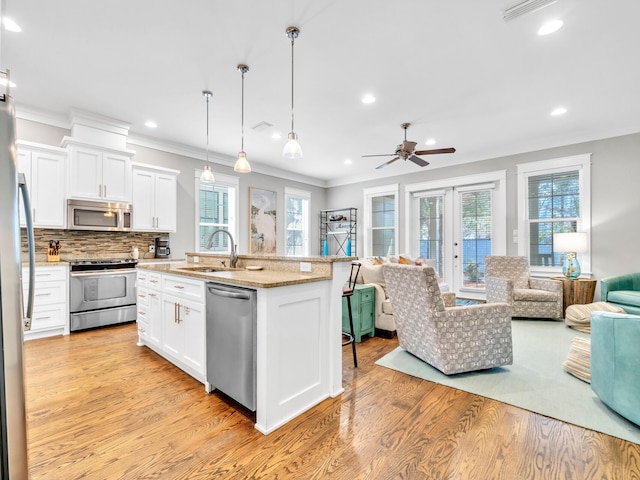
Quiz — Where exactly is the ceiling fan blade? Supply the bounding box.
[414,147,456,156]
[408,155,430,167]
[376,157,399,169]
[362,153,396,158]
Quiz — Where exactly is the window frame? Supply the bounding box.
[284,186,311,257]
[194,170,239,253]
[517,154,592,277]
[363,184,399,257]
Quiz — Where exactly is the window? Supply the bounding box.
[517,154,591,276]
[364,184,398,256]
[284,187,310,256]
[195,171,238,253]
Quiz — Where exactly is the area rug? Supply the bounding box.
[375,319,640,444]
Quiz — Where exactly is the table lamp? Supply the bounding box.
[553,232,588,278]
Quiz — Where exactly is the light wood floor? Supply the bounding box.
[24,323,640,479]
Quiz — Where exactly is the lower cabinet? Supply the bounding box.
[23,265,68,340]
[341,284,375,342]
[136,270,205,383]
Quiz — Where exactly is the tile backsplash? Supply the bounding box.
[21,228,168,261]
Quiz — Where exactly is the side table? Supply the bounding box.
[551,276,597,316]
[342,284,375,342]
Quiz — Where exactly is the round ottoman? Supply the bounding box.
[565,301,625,333]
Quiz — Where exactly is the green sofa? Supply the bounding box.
[591,311,640,426]
[600,273,640,315]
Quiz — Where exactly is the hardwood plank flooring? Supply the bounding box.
[24,324,640,479]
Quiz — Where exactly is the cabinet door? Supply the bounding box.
[17,150,31,227]
[180,299,205,374]
[359,297,375,335]
[154,173,177,232]
[162,294,182,360]
[69,146,102,200]
[102,152,131,202]
[131,168,155,230]
[31,150,66,227]
[147,289,162,348]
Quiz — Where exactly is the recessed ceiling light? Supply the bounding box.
[362,94,376,104]
[0,78,16,88]
[551,106,567,116]
[3,18,22,33]
[537,19,563,35]
[344,159,352,165]
[271,132,282,140]
[144,121,157,128]
[425,138,436,146]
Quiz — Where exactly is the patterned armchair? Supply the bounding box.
[382,263,513,375]
[484,256,563,319]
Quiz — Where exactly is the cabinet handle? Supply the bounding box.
[139,310,146,315]
[35,293,51,297]
[173,285,185,290]
[138,293,146,298]
[174,302,178,323]
[148,292,156,297]
[138,327,146,333]
[104,185,107,197]
[99,184,102,197]
[177,303,182,323]
[150,279,158,284]
[33,208,36,222]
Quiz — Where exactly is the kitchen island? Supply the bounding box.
[136,254,354,434]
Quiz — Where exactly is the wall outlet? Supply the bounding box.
[193,256,199,263]
[149,245,155,253]
[300,262,312,272]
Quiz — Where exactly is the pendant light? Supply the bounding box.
[283,26,303,159]
[234,64,251,173]
[200,90,215,183]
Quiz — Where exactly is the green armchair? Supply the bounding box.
[590,311,640,426]
[600,273,640,314]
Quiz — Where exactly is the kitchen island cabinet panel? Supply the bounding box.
[22,265,69,340]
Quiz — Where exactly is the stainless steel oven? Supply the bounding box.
[69,259,137,331]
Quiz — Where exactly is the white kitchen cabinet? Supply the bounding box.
[63,138,134,203]
[17,141,66,228]
[131,163,179,232]
[136,271,205,383]
[136,270,163,348]
[22,265,69,340]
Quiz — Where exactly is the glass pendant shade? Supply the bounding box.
[283,131,303,159]
[200,164,215,183]
[234,151,251,173]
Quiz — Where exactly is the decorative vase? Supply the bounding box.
[562,252,581,278]
[323,238,328,257]
[346,237,351,256]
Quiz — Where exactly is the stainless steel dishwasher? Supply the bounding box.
[206,282,257,411]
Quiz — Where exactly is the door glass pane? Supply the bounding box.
[419,195,444,281]
[461,190,492,288]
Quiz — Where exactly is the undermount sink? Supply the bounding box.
[177,266,237,273]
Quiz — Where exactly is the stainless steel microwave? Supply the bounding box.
[67,199,132,231]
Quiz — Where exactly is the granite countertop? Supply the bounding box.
[138,261,332,288]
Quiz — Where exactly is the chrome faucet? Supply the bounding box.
[205,229,238,268]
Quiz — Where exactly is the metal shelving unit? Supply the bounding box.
[320,208,357,256]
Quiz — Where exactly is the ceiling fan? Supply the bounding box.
[363,123,456,169]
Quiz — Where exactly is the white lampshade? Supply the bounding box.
[554,232,587,253]
[234,151,251,173]
[282,132,303,159]
[200,165,215,183]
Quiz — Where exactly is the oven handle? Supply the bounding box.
[70,268,138,277]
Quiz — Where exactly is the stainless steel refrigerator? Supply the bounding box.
[0,74,34,479]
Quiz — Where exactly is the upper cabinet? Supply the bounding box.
[17,141,66,228]
[132,162,180,232]
[63,138,134,203]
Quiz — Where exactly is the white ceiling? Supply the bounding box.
[3,0,640,187]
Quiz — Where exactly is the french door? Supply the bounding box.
[408,172,506,298]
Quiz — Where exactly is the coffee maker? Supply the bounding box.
[154,236,171,258]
